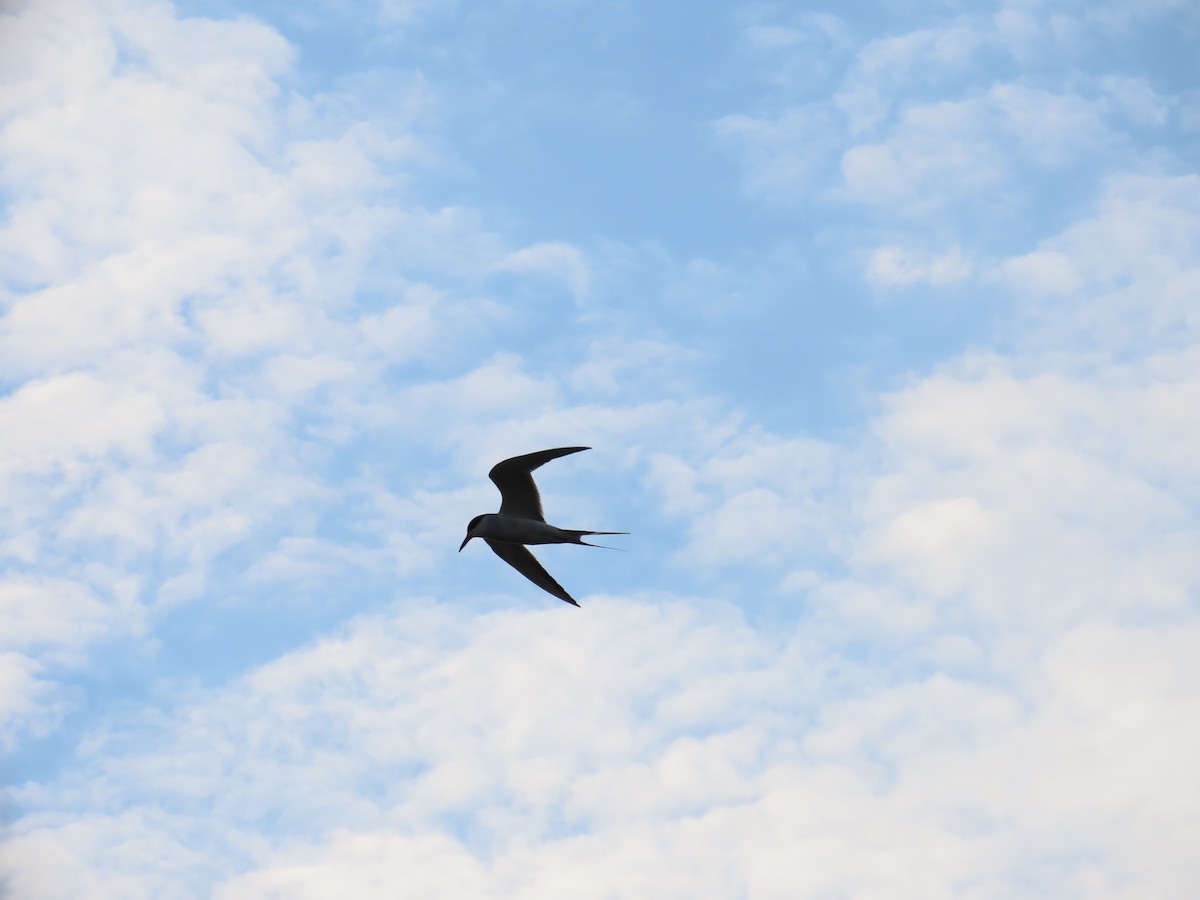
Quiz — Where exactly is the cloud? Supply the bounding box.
[996,174,1200,346]
[0,578,112,656]
[645,434,838,572]
[0,652,59,751]
[711,106,841,202]
[840,172,1200,655]
[837,89,1107,212]
[866,245,973,287]
[997,249,1082,295]
[714,6,1177,230]
[0,0,512,743]
[565,337,707,397]
[491,242,593,301]
[6,584,1199,897]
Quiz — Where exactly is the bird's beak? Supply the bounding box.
[459,534,472,551]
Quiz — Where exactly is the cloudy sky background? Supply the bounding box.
[2,0,1199,896]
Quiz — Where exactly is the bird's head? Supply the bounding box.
[459,514,486,551]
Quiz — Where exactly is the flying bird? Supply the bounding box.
[459,446,626,606]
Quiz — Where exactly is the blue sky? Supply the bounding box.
[2,0,1199,896]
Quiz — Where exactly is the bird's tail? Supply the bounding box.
[566,530,629,550]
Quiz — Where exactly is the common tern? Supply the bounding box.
[459,446,626,606]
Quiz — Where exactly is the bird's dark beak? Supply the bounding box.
[459,534,472,551]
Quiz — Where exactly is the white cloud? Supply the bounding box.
[358,286,441,359]
[0,652,59,751]
[1097,75,1170,127]
[566,337,705,396]
[998,249,1082,295]
[989,83,1111,166]
[0,372,163,479]
[997,174,1200,344]
[855,361,1200,637]
[866,245,973,286]
[831,172,1200,676]
[0,0,518,744]
[0,578,111,656]
[646,433,838,571]
[712,105,840,201]
[492,242,592,301]
[736,13,855,102]
[716,7,1178,225]
[5,583,1198,897]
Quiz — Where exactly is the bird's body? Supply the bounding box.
[463,514,585,546]
[459,447,626,606]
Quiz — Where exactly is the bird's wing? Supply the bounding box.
[485,539,580,606]
[488,446,590,521]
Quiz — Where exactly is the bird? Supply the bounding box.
[459,446,627,606]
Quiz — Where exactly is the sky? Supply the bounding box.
[1,0,1199,896]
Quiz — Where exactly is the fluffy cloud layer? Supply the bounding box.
[2,0,1198,897]
[0,0,536,738]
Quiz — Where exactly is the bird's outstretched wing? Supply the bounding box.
[488,446,589,521]
[485,539,580,606]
